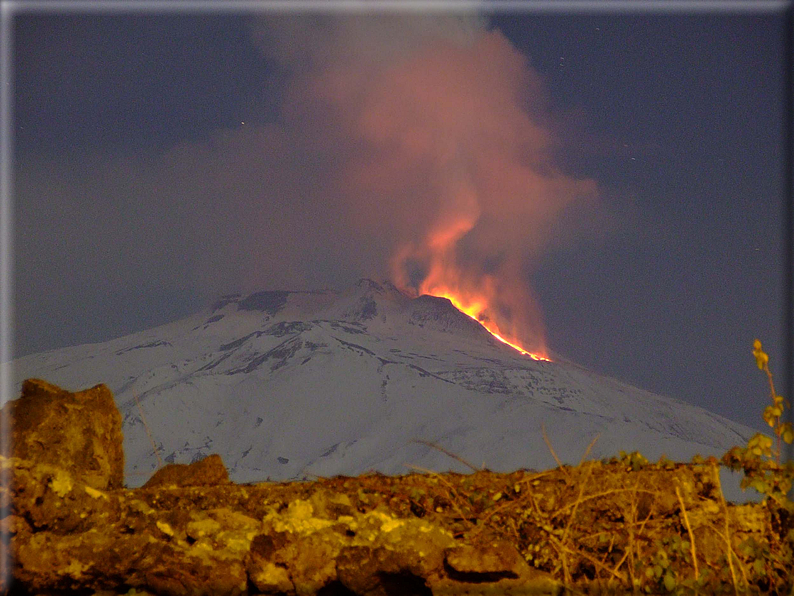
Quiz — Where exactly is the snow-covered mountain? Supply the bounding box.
[8,279,760,501]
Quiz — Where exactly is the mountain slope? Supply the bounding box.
[8,279,759,501]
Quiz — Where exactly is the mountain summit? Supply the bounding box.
[10,279,758,500]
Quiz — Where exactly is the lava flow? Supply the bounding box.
[424,290,551,362]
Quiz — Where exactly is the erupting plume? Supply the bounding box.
[252,14,599,357]
[391,211,552,361]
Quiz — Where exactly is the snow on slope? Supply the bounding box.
[8,279,761,502]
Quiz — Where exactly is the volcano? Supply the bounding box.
[8,279,760,501]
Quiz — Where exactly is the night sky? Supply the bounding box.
[9,3,791,436]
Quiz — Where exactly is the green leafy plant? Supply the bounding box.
[616,450,649,471]
[721,339,794,509]
[752,339,794,459]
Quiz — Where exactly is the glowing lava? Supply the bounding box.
[424,290,551,362]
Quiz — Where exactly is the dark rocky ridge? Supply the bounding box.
[2,379,124,491]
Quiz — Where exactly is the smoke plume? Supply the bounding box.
[253,14,598,355]
[15,13,598,357]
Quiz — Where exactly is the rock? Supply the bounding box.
[247,533,296,594]
[142,453,230,489]
[337,545,434,596]
[2,458,560,596]
[436,542,561,596]
[445,541,526,578]
[5,455,147,593]
[4,454,253,596]
[2,378,124,490]
[246,498,459,596]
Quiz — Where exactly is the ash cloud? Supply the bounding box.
[15,13,598,355]
[253,13,599,352]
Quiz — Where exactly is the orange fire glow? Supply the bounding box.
[391,188,552,363]
[422,289,551,362]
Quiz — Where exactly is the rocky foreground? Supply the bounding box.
[1,380,792,595]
